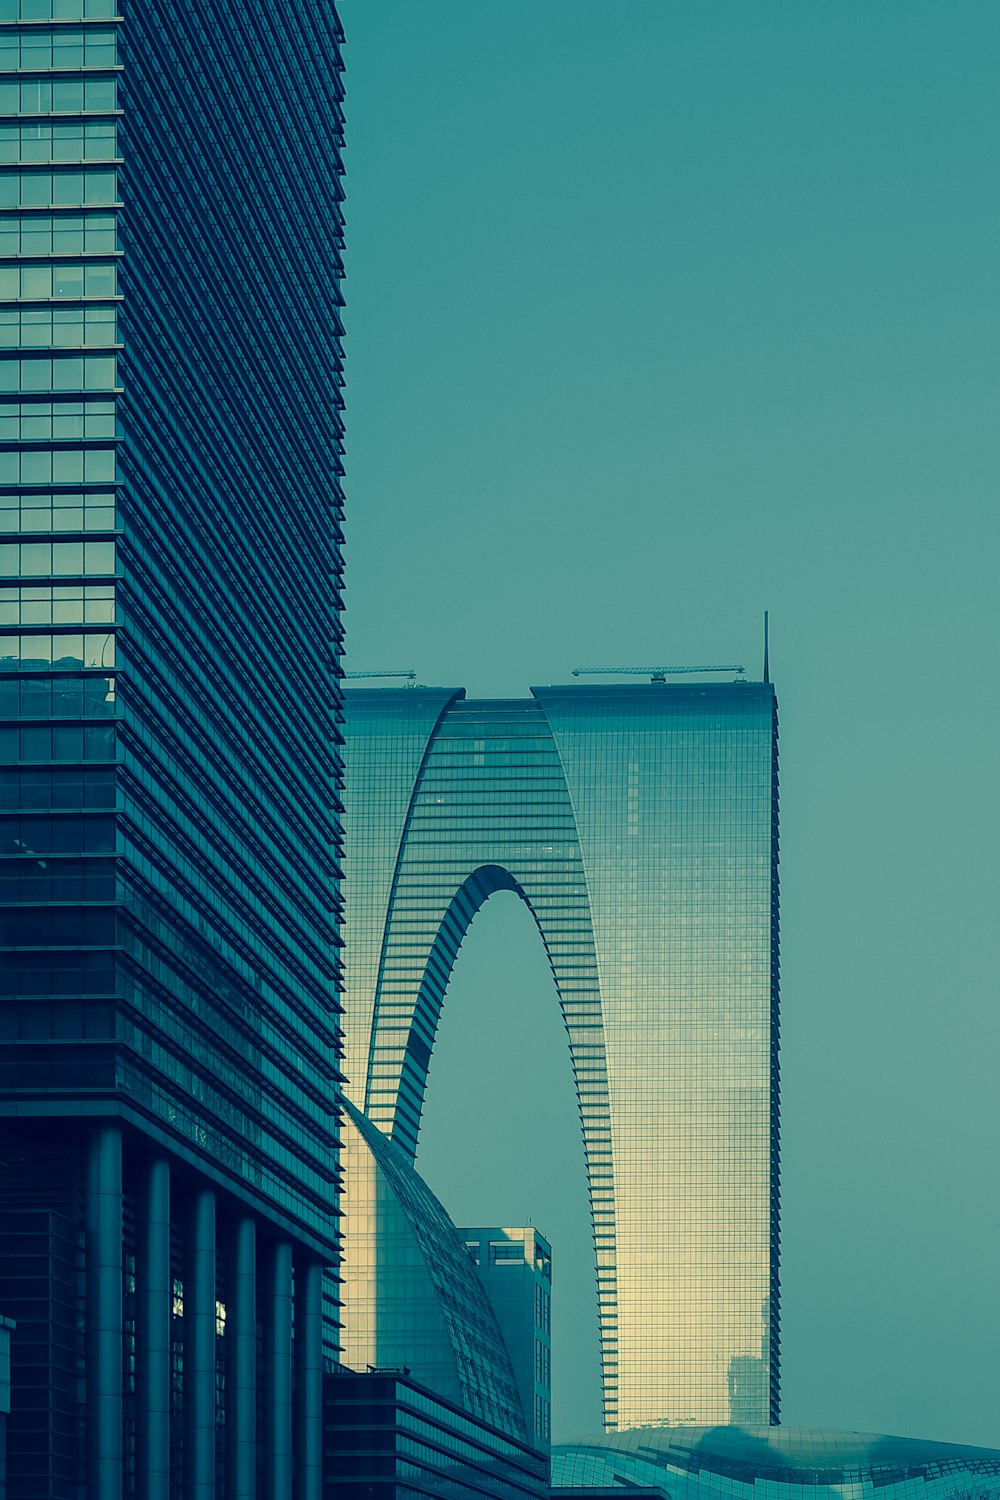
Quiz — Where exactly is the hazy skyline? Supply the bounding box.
[340,1,1000,1445]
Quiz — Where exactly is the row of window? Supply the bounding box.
[0,75,115,113]
[0,118,115,161]
[0,352,116,391]
[0,302,114,345]
[0,536,113,571]
[0,861,114,900]
[0,489,116,533]
[0,167,116,206]
[0,812,114,853]
[0,448,116,487]
[0,951,116,998]
[0,903,113,942]
[0,303,115,346]
[0,1001,115,1045]
[0,397,116,439]
[0,764,115,805]
[0,580,115,622]
[0,28,117,71]
[0,722,116,761]
[0,0,117,19]
[0,212,118,255]
[0,263,115,304]
[0,672,116,719]
[0,627,115,667]
[533,1341,551,1389]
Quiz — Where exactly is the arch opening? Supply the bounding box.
[415,887,603,1440]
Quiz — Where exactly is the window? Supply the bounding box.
[0,305,117,346]
[0,28,118,73]
[0,353,117,392]
[489,1241,523,1265]
[0,0,118,21]
[0,582,116,624]
[0,628,115,669]
[0,398,117,441]
[0,214,118,256]
[0,77,117,115]
[0,120,117,163]
[0,537,115,574]
[0,490,117,534]
[0,263,118,301]
[0,168,118,209]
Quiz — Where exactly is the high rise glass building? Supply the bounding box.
[0,1,346,1495]
[342,680,779,1432]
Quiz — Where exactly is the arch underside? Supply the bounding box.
[365,860,620,1426]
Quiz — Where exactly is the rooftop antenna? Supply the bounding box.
[763,611,770,684]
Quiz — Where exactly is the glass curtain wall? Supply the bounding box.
[342,682,779,1432]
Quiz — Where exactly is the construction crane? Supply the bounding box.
[572,665,746,682]
[343,669,417,682]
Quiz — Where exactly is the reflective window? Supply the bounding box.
[0,582,115,623]
[0,536,115,573]
[0,28,117,72]
[0,168,117,208]
[0,213,118,255]
[0,120,117,162]
[0,627,114,667]
[0,76,117,113]
[0,489,116,533]
[0,304,116,345]
[0,353,117,391]
[0,0,117,18]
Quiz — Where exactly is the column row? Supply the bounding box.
[86,1126,325,1500]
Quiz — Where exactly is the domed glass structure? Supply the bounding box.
[552,1425,1000,1500]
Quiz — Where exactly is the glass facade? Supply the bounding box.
[550,1425,1000,1500]
[0,0,344,1260]
[342,682,779,1432]
[341,1099,528,1442]
[0,0,346,1490]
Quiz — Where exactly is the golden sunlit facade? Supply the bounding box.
[342,680,779,1430]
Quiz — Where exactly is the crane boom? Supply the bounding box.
[344,670,417,681]
[572,665,745,680]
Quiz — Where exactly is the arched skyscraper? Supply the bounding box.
[341,680,779,1432]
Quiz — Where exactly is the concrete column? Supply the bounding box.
[86,1123,122,1500]
[136,1157,171,1500]
[293,1260,324,1500]
[183,1188,217,1500]
[263,1239,293,1500]
[226,1215,256,1499]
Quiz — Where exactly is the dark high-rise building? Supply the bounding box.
[341,680,779,1432]
[0,1,346,1495]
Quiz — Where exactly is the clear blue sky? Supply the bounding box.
[339,0,1000,1445]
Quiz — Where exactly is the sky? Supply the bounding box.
[338,0,1000,1447]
